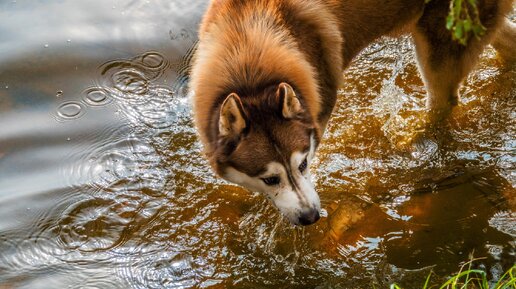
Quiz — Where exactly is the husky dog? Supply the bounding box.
[190,0,515,225]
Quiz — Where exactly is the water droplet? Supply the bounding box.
[56,101,85,120]
[67,39,71,43]
[83,87,111,106]
[67,137,71,141]
[5,85,8,89]
[56,90,63,97]
[44,44,49,48]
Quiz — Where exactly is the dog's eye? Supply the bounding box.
[261,176,280,186]
[299,158,307,172]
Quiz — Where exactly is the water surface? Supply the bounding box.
[0,1,514,288]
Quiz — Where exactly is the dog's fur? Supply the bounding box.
[190,0,515,225]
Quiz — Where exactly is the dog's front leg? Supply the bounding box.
[412,29,487,122]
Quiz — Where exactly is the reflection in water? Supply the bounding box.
[0,0,515,288]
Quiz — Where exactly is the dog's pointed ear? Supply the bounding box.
[219,93,247,137]
[278,82,302,119]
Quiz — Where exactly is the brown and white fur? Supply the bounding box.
[190,0,515,225]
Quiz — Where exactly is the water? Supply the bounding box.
[0,1,514,288]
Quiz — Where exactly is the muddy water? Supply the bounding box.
[0,1,514,288]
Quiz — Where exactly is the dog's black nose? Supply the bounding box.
[298,208,320,226]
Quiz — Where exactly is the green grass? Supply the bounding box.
[390,259,516,289]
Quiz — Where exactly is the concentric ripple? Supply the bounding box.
[82,87,112,107]
[92,51,190,130]
[65,137,165,191]
[55,101,86,121]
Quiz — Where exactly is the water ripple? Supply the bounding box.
[66,137,165,192]
[55,101,86,121]
[83,87,113,107]
[489,211,516,236]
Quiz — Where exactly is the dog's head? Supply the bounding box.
[210,82,321,225]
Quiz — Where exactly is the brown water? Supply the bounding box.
[0,1,514,288]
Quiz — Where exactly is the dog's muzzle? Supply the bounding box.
[297,207,320,226]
